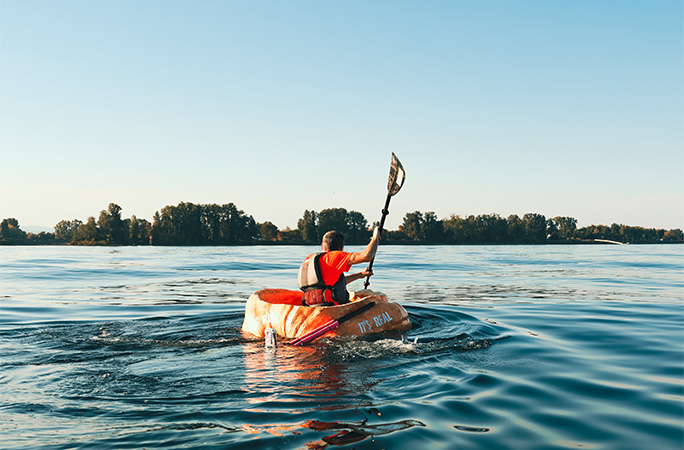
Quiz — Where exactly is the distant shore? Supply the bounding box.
[2,239,681,248]
[2,202,682,246]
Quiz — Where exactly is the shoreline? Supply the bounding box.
[2,240,681,248]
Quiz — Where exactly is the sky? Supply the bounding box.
[1,0,682,232]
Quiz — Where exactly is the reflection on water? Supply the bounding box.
[243,343,351,406]
[236,416,426,449]
[304,417,426,448]
[242,342,429,447]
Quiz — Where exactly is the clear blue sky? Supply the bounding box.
[1,1,682,231]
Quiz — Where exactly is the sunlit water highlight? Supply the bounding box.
[1,245,682,449]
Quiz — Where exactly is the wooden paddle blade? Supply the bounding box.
[387,152,406,196]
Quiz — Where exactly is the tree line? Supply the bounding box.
[1,202,682,246]
[386,212,683,244]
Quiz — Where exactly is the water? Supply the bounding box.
[1,244,682,449]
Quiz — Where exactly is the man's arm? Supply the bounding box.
[349,227,380,265]
[345,267,372,284]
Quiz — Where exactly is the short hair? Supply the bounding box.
[322,230,345,251]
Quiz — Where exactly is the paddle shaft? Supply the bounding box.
[364,193,392,289]
[288,301,376,346]
[290,320,340,346]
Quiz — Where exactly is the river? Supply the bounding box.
[1,244,682,449]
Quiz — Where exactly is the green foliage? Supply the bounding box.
[152,202,257,245]
[279,227,302,242]
[395,211,683,245]
[72,217,102,245]
[55,219,82,243]
[475,214,508,243]
[506,215,525,243]
[0,218,27,244]
[523,213,547,243]
[27,231,55,244]
[297,210,318,243]
[259,221,279,241]
[296,208,370,245]
[4,203,683,246]
[428,213,508,243]
[663,229,684,242]
[345,210,371,244]
[98,203,127,245]
[317,208,349,240]
[553,216,578,240]
[573,224,683,244]
[400,211,425,241]
[128,215,151,245]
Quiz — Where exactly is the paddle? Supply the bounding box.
[363,153,406,289]
[288,301,376,346]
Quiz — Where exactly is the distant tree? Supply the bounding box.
[400,211,425,241]
[98,203,127,245]
[643,228,659,243]
[27,231,55,244]
[0,218,27,244]
[458,215,477,243]
[344,210,370,244]
[54,219,82,243]
[202,204,222,244]
[72,217,101,244]
[151,211,162,245]
[477,214,507,243]
[260,221,279,241]
[553,216,577,240]
[155,203,196,245]
[279,227,303,242]
[523,213,547,243]
[385,227,409,241]
[128,215,150,245]
[443,214,469,243]
[297,210,318,243]
[219,203,257,244]
[546,218,559,240]
[610,223,621,240]
[1,218,19,229]
[176,202,202,245]
[423,211,444,243]
[506,215,525,243]
[441,214,472,244]
[663,228,684,242]
[441,214,460,243]
[317,208,349,240]
[152,202,257,245]
[295,208,369,244]
[128,216,140,245]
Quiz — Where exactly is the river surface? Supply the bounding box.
[1,244,682,449]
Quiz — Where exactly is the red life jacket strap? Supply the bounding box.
[302,288,339,306]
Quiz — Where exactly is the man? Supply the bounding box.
[298,227,380,306]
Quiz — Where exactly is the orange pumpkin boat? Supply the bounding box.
[242,289,411,340]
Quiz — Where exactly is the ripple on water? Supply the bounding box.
[1,245,683,450]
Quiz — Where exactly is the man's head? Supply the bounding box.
[321,230,345,252]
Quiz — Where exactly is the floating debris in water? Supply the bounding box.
[454,424,490,433]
